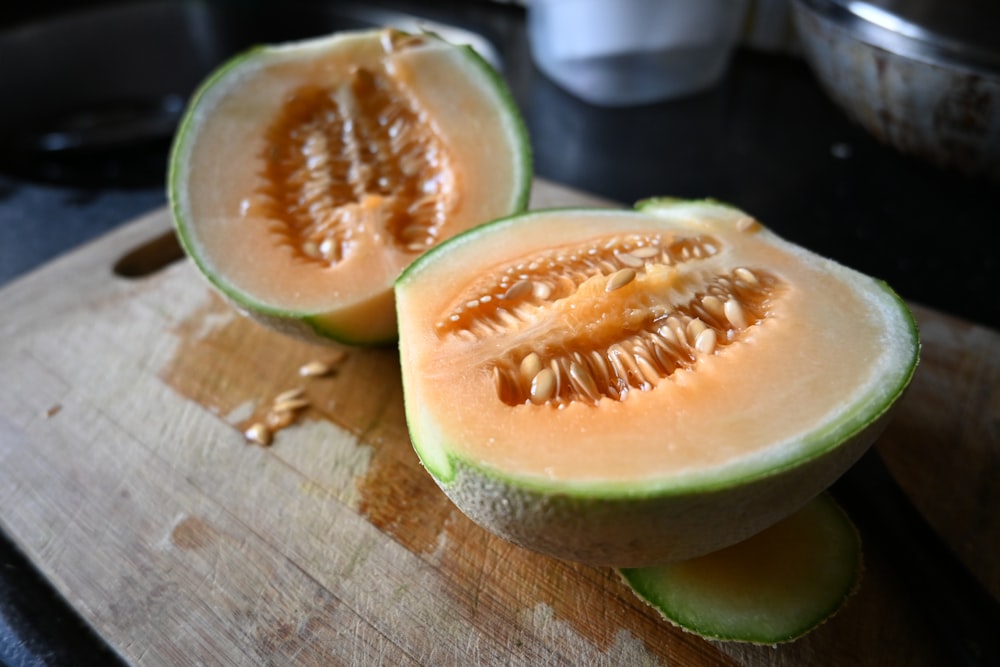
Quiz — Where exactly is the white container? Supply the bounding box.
[528,0,749,106]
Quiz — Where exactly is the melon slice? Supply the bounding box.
[169,28,531,345]
[619,492,862,644]
[394,199,919,566]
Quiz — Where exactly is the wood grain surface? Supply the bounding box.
[0,180,997,665]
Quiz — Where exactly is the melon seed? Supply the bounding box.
[533,281,554,300]
[686,318,708,344]
[701,295,725,321]
[503,279,533,301]
[520,352,543,383]
[530,367,556,404]
[724,299,748,329]
[634,354,661,387]
[569,361,601,402]
[266,410,296,430]
[734,267,759,285]
[606,268,637,292]
[300,360,332,377]
[273,397,310,413]
[631,246,660,259]
[274,387,305,404]
[615,252,645,268]
[245,422,272,446]
[695,328,718,355]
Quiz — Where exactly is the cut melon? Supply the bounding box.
[620,492,862,644]
[168,28,531,345]
[395,199,918,566]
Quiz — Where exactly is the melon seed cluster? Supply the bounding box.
[436,233,776,406]
[242,32,455,266]
[243,354,346,446]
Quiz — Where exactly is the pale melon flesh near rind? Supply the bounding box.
[169,28,531,346]
[395,200,919,566]
[619,492,863,645]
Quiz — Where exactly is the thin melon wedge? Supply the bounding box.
[169,28,530,345]
[619,492,862,645]
[395,200,919,566]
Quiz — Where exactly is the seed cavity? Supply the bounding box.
[434,230,776,406]
[435,232,722,335]
[244,32,457,267]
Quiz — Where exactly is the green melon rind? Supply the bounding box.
[168,30,531,347]
[618,492,863,645]
[416,404,892,565]
[395,202,919,565]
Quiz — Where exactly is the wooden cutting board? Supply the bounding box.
[1,180,997,665]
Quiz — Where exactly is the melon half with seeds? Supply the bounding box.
[169,28,530,345]
[395,199,918,567]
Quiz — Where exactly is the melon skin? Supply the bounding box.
[619,492,864,644]
[168,28,532,347]
[396,200,919,567]
[426,386,896,567]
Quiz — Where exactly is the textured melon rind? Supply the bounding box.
[417,400,896,566]
[397,201,919,566]
[168,30,531,346]
[618,492,863,645]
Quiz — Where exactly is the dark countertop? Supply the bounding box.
[1,1,998,665]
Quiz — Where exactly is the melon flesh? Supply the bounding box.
[395,200,918,565]
[169,29,530,344]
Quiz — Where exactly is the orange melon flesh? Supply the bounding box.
[170,29,530,344]
[395,200,918,565]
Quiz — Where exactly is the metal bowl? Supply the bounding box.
[792,0,1000,181]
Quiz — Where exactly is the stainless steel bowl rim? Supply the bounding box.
[795,0,1000,76]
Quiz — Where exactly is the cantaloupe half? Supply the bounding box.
[169,28,531,345]
[395,199,918,566]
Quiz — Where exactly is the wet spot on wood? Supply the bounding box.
[170,515,213,550]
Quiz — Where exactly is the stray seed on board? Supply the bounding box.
[274,388,305,404]
[265,410,295,430]
[272,397,310,413]
[299,360,331,377]
[245,422,272,446]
